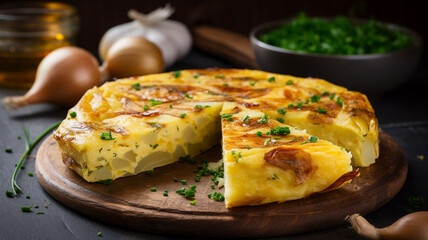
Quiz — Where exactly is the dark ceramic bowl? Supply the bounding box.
[250,19,422,96]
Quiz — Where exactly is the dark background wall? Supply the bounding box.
[3,0,427,53]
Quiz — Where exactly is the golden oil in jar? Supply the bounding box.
[0,2,79,88]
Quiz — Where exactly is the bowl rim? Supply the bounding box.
[250,17,423,59]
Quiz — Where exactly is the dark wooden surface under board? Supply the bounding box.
[35,130,407,238]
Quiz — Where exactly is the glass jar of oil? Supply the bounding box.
[0,2,79,88]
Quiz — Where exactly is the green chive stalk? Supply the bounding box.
[11,121,62,195]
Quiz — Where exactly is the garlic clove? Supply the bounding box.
[156,20,192,60]
[143,28,178,67]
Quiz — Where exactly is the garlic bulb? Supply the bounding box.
[99,4,192,68]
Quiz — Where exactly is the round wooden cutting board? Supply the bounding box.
[36,130,407,238]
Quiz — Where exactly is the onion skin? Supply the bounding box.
[103,36,164,79]
[3,46,100,108]
[348,212,428,240]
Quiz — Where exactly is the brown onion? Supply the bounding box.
[100,36,164,80]
[348,212,428,240]
[3,46,100,108]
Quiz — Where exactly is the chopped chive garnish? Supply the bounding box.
[215,74,224,79]
[28,172,34,177]
[176,187,196,198]
[180,113,186,118]
[184,93,193,99]
[145,170,153,176]
[169,104,173,108]
[20,166,25,170]
[210,192,225,202]
[26,195,30,199]
[163,190,168,196]
[268,126,291,135]
[150,187,157,192]
[296,101,303,108]
[185,190,195,198]
[272,174,280,180]
[264,138,271,146]
[256,131,263,137]
[17,136,21,140]
[268,76,275,82]
[179,154,196,163]
[287,103,294,108]
[151,144,159,149]
[221,113,233,119]
[5,148,12,153]
[97,232,103,237]
[242,115,249,123]
[321,91,329,95]
[195,174,202,182]
[195,105,203,110]
[98,179,113,185]
[257,114,269,124]
[69,112,77,118]
[309,136,318,143]
[336,97,343,106]
[189,200,196,205]
[249,81,255,86]
[211,185,215,189]
[173,71,181,78]
[286,80,294,85]
[317,108,328,114]
[311,95,320,103]
[277,107,287,115]
[36,212,44,215]
[6,190,13,198]
[144,105,149,111]
[181,180,187,185]
[21,206,32,212]
[173,178,178,182]
[329,93,336,100]
[222,83,229,86]
[276,118,285,123]
[149,99,163,106]
[132,83,141,90]
[100,132,115,140]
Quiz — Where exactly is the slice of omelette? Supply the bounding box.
[54,82,223,182]
[221,102,358,208]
